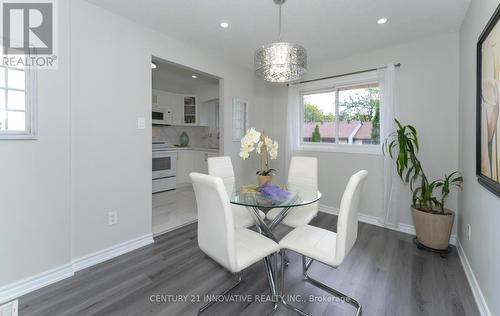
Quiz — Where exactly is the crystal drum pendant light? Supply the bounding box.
[254,0,307,83]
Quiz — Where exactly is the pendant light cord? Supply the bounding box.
[278,3,282,41]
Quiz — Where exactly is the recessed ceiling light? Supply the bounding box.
[220,22,229,28]
[151,62,157,69]
[192,75,198,79]
[377,17,388,24]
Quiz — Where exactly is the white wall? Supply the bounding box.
[0,0,256,294]
[0,1,476,307]
[270,32,460,231]
[459,0,500,314]
[69,0,254,258]
[0,1,71,286]
[193,84,219,103]
[240,80,288,183]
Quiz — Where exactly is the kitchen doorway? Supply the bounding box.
[151,57,222,236]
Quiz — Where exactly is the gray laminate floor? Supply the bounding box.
[18,212,479,316]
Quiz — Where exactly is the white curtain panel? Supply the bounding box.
[285,84,301,172]
[379,64,399,225]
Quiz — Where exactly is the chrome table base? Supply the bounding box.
[247,206,310,316]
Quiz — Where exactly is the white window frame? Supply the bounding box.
[0,50,37,140]
[232,97,248,142]
[298,71,381,155]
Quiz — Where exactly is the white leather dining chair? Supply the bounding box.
[190,172,280,315]
[266,156,319,227]
[279,170,368,316]
[208,156,266,228]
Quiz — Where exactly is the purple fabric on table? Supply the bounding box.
[258,183,291,201]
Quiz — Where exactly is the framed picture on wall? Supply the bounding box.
[477,3,500,198]
[232,98,248,142]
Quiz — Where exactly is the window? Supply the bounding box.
[300,80,380,154]
[232,98,248,141]
[0,63,35,139]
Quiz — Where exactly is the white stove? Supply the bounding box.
[152,141,172,151]
[152,142,177,193]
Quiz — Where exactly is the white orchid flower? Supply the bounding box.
[256,141,263,154]
[246,128,261,144]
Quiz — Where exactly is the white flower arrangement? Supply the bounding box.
[239,128,278,176]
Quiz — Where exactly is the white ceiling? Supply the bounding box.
[152,57,218,93]
[87,0,470,69]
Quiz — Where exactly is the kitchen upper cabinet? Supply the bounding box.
[199,102,209,127]
[153,89,179,108]
[153,89,182,125]
[182,95,197,125]
[153,90,213,126]
[152,91,159,107]
[171,95,184,126]
[199,99,219,129]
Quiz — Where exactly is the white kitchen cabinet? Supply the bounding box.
[182,95,197,125]
[176,150,219,187]
[209,102,219,130]
[153,89,182,107]
[152,90,169,107]
[191,150,210,174]
[153,89,184,125]
[171,96,184,125]
[176,150,192,186]
[199,99,219,129]
[154,90,215,127]
[199,103,209,127]
[152,91,159,107]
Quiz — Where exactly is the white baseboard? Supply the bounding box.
[318,204,456,245]
[72,233,154,272]
[0,233,154,305]
[0,263,73,304]
[321,204,494,314]
[456,240,492,316]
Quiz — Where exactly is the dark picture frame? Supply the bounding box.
[477,3,500,198]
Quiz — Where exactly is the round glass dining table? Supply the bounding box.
[230,183,322,240]
[229,183,321,316]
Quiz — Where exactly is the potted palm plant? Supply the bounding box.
[383,119,463,251]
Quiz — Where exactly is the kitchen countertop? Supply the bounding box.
[153,146,220,153]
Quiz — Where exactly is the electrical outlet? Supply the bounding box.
[137,117,146,129]
[466,224,472,241]
[108,211,118,226]
[0,300,18,316]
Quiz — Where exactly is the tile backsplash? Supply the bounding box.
[153,125,219,148]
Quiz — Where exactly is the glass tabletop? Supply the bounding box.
[230,183,321,208]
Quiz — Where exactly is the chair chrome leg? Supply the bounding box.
[282,299,309,316]
[280,251,285,294]
[283,252,290,267]
[263,255,282,316]
[197,273,243,315]
[302,255,313,278]
[302,256,362,316]
[280,250,310,316]
[263,256,278,297]
[266,302,279,316]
